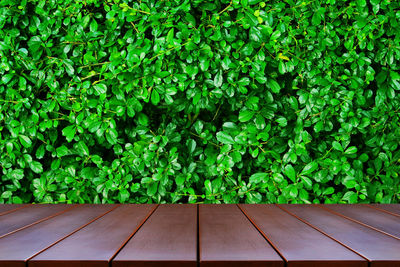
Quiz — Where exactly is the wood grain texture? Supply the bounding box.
[29,205,156,267]
[0,204,73,238]
[280,204,400,267]
[239,204,367,267]
[0,205,117,267]
[323,204,400,239]
[112,204,197,267]
[199,204,283,267]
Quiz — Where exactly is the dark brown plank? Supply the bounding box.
[0,204,73,238]
[0,205,27,216]
[199,204,283,267]
[0,204,117,267]
[280,204,400,267]
[369,204,400,217]
[323,204,400,239]
[29,204,157,267]
[112,204,197,267]
[239,204,366,267]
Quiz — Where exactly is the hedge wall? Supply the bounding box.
[1,0,400,204]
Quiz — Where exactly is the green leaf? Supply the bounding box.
[205,179,212,193]
[301,161,318,176]
[30,161,43,174]
[2,73,14,84]
[332,141,343,152]
[249,26,262,42]
[342,191,358,203]
[239,109,255,122]
[27,36,42,52]
[88,121,102,133]
[188,139,196,154]
[312,12,321,25]
[237,77,250,86]
[106,129,118,145]
[19,135,32,148]
[284,164,296,183]
[77,141,89,156]
[357,0,366,7]
[93,83,107,95]
[56,146,69,157]
[300,176,312,188]
[10,169,24,180]
[36,144,45,159]
[344,146,357,154]
[214,70,223,87]
[216,131,234,144]
[167,28,174,44]
[176,175,185,186]
[249,172,268,184]
[151,89,160,105]
[1,191,12,198]
[62,125,76,142]
[276,117,287,127]
[268,79,281,93]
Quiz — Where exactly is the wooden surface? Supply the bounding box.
[0,204,398,267]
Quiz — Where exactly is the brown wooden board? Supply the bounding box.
[112,204,197,267]
[280,204,400,267]
[369,204,400,216]
[239,204,366,267]
[0,204,73,238]
[199,204,283,267]
[323,204,400,239]
[29,204,157,267]
[0,204,117,267]
[0,205,27,216]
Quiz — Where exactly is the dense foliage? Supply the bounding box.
[1,0,400,204]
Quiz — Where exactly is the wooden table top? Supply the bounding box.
[0,204,399,267]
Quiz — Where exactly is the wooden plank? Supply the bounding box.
[239,204,366,267]
[369,204,400,217]
[0,204,117,267]
[29,205,157,267]
[280,204,400,267]
[323,204,400,239]
[199,204,283,267]
[112,204,197,267]
[0,204,73,238]
[0,205,27,216]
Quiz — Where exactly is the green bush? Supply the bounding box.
[1,0,399,204]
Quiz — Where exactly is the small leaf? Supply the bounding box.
[1,191,12,198]
[301,161,318,176]
[106,129,118,145]
[237,77,250,86]
[30,161,43,174]
[239,109,255,122]
[268,79,281,93]
[345,146,357,154]
[284,164,296,183]
[19,135,32,148]
[56,146,69,157]
[332,141,343,152]
[93,83,107,95]
[77,141,89,156]
[216,131,234,144]
[205,180,212,193]
[249,172,268,184]
[62,125,76,142]
[151,89,160,105]
[214,70,223,87]
[167,28,174,44]
[36,144,45,159]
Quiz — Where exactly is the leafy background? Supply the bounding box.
[1,0,399,204]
